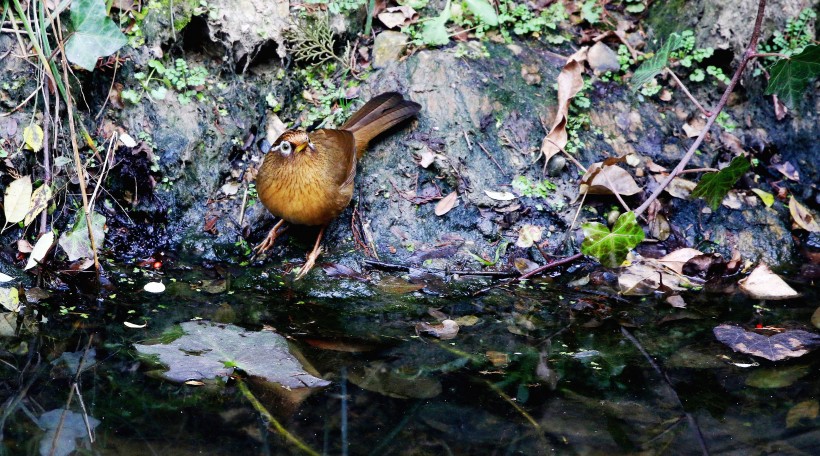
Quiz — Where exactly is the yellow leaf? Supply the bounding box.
[23,125,44,152]
[24,185,52,227]
[4,176,32,224]
[789,196,820,232]
[751,188,774,207]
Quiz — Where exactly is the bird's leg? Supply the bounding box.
[295,225,326,280]
[254,219,288,255]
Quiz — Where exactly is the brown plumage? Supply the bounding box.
[255,92,421,278]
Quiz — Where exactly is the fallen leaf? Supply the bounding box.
[4,176,33,224]
[786,401,819,428]
[751,188,774,207]
[738,263,799,300]
[378,5,417,29]
[713,325,820,361]
[666,295,686,308]
[0,273,12,283]
[58,212,106,261]
[23,125,44,152]
[682,117,706,138]
[124,321,147,328]
[454,315,480,326]
[37,409,100,456]
[653,175,697,199]
[649,213,670,241]
[135,320,330,388]
[789,196,820,232]
[516,224,542,248]
[25,231,55,270]
[486,351,509,366]
[774,161,799,181]
[691,156,750,210]
[658,248,703,274]
[746,365,809,388]
[484,190,516,201]
[540,58,585,166]
[414,147,437,168]
[0,287,19,312]
[618,258,694,295]
[376,276,425,294]
[220,181,240,196]
[435,191,458,216]
[580,162,641,196]
[416,319,459,340]
[24,185,52,226]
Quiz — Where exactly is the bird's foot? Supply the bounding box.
[295,245,323,280]
[253,220,287,257]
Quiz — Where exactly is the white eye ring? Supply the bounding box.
[279,142,292,156]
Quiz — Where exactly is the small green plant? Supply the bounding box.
[758,8,816,64]
[304,0,368,14]
[123,58,209,105]
[621,0,646,14]
[287,13,352,69]
[512,176,556,199]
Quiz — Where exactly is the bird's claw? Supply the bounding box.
[295,246,323,280]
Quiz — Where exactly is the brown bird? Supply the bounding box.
[255,92,421,279]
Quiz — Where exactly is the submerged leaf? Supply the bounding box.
[135,320,330,388]
[581,212,645,268]
[714,325,820,361]
[765,45,820,108]
[691,156,750,210]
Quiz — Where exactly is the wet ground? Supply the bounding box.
[1,258,817,455]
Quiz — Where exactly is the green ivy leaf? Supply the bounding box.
[631,33,684,92]
[581,212,645,268]
[421,0,451,46]
[464,0,498,26]
[65,0,128,71]
[691,156,750,210]
[765,44,820,108]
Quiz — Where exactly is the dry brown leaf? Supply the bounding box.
[789,196,820,232]
[24,231,54,270]
[774,161,799,181]
[659,248,704,274]
[682,117,706,138]
[514,257,539,274]
[377,5,417,29]
[435,191,458,216]
[649,213,671,241]
[738,263,799,300]
[540,58,585,165]
[666,295,687,308]
[516,224,542,248]
[580,162,641,196]
[618,258,695,295]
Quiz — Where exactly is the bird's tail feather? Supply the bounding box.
[341,92,421,156]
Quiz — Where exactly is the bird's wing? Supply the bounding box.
[312,129,358,190]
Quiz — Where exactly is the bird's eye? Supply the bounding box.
[279,142,292,156]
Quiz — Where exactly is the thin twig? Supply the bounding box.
[477,142,507,176]
[635,0,769,218]
[620,327,709,455]
[665,68,711,117]
[473,253,585,296]
[362,259,517,278]
[677,167,719,175]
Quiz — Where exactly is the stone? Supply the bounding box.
[588,42,620,74]
[373,31,409,69]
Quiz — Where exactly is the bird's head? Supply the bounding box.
[271,130,315,157]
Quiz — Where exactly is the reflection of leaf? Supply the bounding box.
[765,45,820,109]
[38,409,100,456]
[738,263,799,300]
[581,212,645,268]
[65,0,128,71]
[691,156,750,210]
[713,324,820,361]
[349,361,441,399]
[58,212,106,261]
[4,176,32,224]
[135,321,330,388]
[786,400,819,428]
[746,365,809,388]
[789,196,820,232]
[421,0,451,45]
[631,33,684,92]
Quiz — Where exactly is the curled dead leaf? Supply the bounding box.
[789,196,820,232]
[516,224,542,248]
[580,162,641,196]
[540,58,585,166]
[416,319,459,340]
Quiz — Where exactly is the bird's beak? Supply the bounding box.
[295,141,316,154]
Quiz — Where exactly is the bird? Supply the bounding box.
[255,92,421,279]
